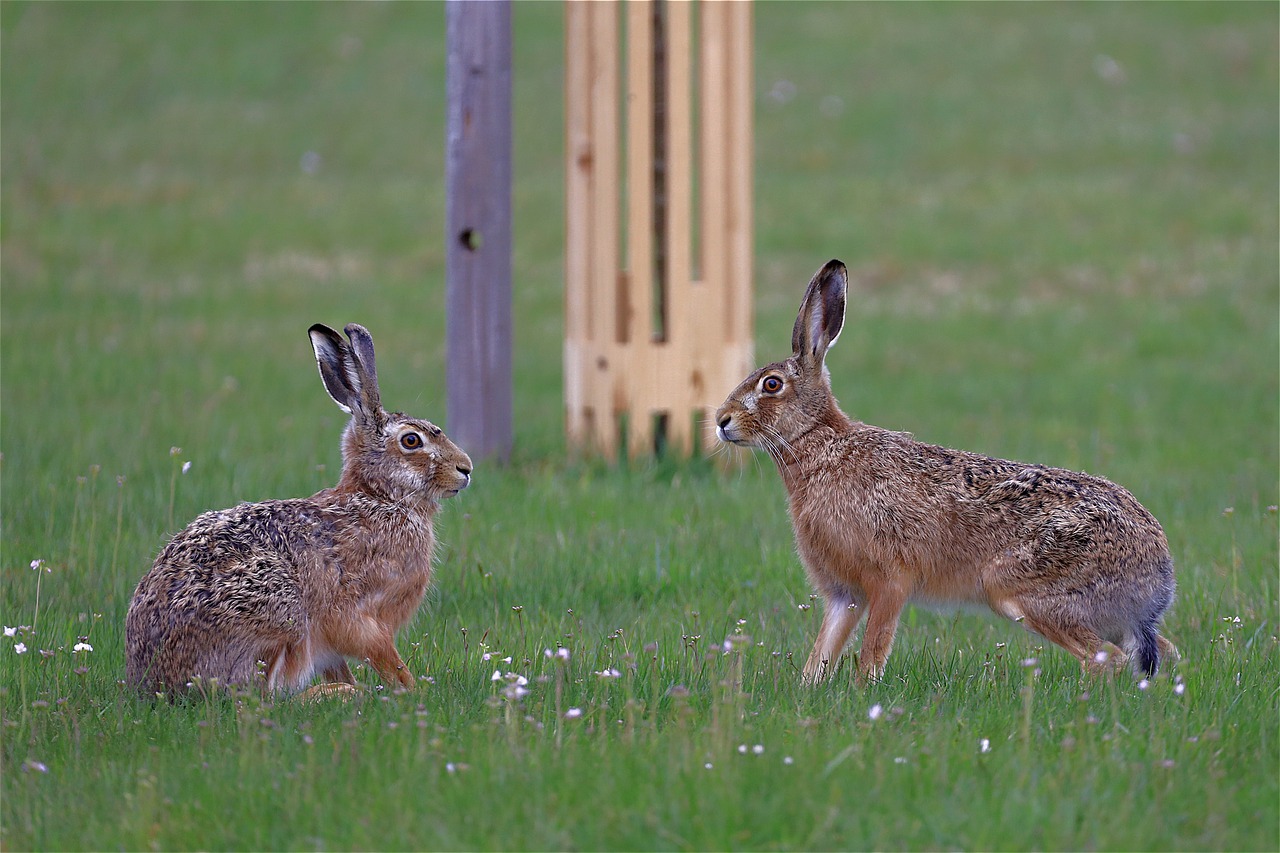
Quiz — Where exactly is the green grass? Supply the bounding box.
[2,2,1277,850]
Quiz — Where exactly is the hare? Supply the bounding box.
[126,323,472,697]
[715,260,1177,683]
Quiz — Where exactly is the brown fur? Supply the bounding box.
[715,260,1177,683]
[126,323,472,696]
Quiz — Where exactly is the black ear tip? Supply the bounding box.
[344,323,371,340]
[309,323,341,343]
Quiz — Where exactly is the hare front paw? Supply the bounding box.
[299,682,359,703]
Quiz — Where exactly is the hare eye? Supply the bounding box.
[762,376,784,394]
[400,433,424,450]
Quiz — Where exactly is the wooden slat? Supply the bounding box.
[625,0,656,456]
[662,0,693,455]
[727,0,753,367]
[564,0,592,448]
[588,0,620,457]
[699,0,728,446]
[699,0,727,297]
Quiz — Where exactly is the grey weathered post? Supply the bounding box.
[445,0,513,462]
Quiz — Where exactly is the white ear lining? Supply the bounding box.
[809,304,824,357]
[310,331,358,415]
[343,361,363,398]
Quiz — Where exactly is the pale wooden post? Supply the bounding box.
[446,0,513,462]
[565,0,753,459]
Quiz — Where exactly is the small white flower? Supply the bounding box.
[181,461,192,474]
[1093,54,1127,85]
[737,744,748,754]
[980,738,991,753]
[1021,658,1038,668]
[15,643,28,654]
[21,760,48,774]
[1094,650,1109,664]
[30,559,49,573]
[868,704,883,721]
[564,707,583,719]
[3,626,15,637]
[72,642,93,653]
[894,756,907,764]
[482,652,493,661]
[768,79,797,104]
[594,668,622,679]
[555,648,570,661]
[752,744,764,755]
[513,674,527,686]
[490,669,502,682]
[502,656,512,664]
[1138,679,1150,690]
[819,94,845,118]
[1174,683,1185,696]
[704,762,713,770]
[783,756,794,765]
[446,762,457,774]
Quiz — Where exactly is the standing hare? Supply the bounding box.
[126,323,472,697]
[715,260,1176,683]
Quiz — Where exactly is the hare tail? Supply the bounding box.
[1134,622,1160,678]
[1133,561,1175,677]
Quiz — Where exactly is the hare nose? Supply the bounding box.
[717,414,732,429]
[457,464,472,477]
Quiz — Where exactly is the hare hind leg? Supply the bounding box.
[297,657,360,701]
[320,658,356,685]
[264,639,318,692]
[298,681,358,702]
[1157,634,1180,664]
[1010,603,1114,674]
[802,598,864,684]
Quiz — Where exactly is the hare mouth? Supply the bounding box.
[716,423,749,445]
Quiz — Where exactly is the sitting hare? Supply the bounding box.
[715,260,1176,683]
[126,323,472,697]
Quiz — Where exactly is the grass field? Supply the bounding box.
[2,2,1277,850]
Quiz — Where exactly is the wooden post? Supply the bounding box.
[446,0,513,462]
[564,0,753,459]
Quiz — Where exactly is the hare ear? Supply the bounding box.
[791,259,847,371]
[309,323,359,414]
[342,323,383,418]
